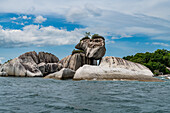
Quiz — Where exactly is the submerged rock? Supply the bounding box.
[73,56,163,82]
[0,51,61,77]
[44,68,75,79]
[59,53,96,71]
[75,37,106,60]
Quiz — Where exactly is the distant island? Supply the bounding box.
[123,49,170,76]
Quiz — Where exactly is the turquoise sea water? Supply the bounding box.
[0,77,169,113]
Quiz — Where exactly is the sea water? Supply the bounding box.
[0,77,169,113]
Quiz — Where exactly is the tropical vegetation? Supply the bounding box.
[123,49,170,75]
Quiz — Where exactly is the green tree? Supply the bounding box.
[123,49,170,75]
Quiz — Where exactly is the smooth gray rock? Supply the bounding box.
[59,53,95,71]
[73,56,163,82]
[0,72,8,76]
[44,68,75,79]
[0,51,61,77]
[38,52,59,63]
[0,58,42,77]
[75,37,106,60]
[19,51,39,64]
[38,62,63,75]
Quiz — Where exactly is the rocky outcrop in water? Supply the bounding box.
[44,68,75,79]
[0,51,61,77]
[73,56,163,82]
[0,34,163,82]
[75,36,106,60]
[59,53,96,71]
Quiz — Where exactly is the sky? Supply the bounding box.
[0,0,170,63]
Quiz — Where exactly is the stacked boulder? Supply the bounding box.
[75,36,106,60]
[58,35,106,71]
[44,35,106,79]
[59,53,93,71]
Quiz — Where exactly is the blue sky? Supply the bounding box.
[0,0,170,63]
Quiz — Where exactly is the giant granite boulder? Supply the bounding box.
[38,62,63,75]
[44,68,75,80]
[75,35,106,60]
[73,56,163,82]
[0,51,61,77]
[38,52,59,63]
[0,72,8,76]
[59,53,96,71]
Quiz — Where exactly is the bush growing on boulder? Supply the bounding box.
[91,34,105,40]
[4,59,12,64]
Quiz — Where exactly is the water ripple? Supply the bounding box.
[0,77,170,113]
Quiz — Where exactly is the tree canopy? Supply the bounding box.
[123,49,170,75]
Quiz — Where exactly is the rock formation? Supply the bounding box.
[44,68,75,79]
[38,52,59,63]
[58,35,106,71]
[0,72,8,76]
[0,51,61,77]
[59,53,96,71]
[73,56,163,82]
[38,62,63,75]
[0,34,163,82]
[75,36,106,60]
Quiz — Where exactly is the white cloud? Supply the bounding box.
[0,57,4,64]
[111,37,119,39]
[106,40,115,44]
[0,25,84,47]
[0,0,170,41]
[34,15,47,23]
[152,36,170,41]
[22,16,27,19]
[10,17,17,20]
[12,21,24,25]
[152,42,170,47]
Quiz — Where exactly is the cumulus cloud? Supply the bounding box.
[10,15,32,21]
[22,16,27,19]
[0,0,170,42]
[10,17,17,20]
[12,21,24,25]
[152,42,170,47]
[34,16,47,23]
[0,25,84,47]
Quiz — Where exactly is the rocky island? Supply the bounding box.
[0,34,163,82]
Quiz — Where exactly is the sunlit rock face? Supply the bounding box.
[0,51,61,77]
[59,53,95,71]
[99,56,153,76]
[75,38,106,60]
[44,68,75,80]
[73,56,162,82]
